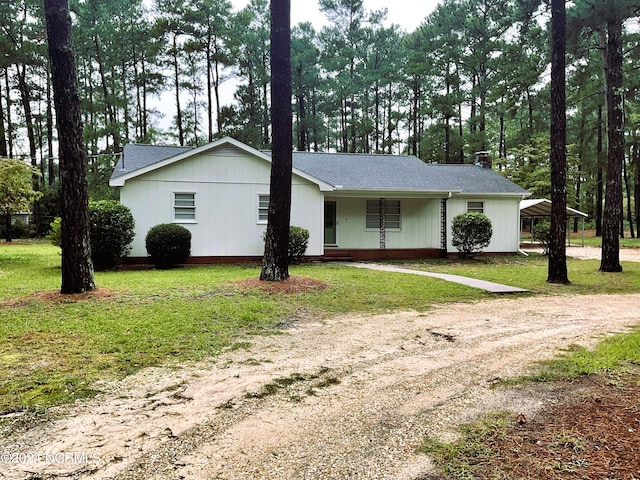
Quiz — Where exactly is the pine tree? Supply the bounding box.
[260,0,292,282]
[44,0,95,293]
[547,0,569,284]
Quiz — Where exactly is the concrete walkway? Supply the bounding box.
[344,262,530,294]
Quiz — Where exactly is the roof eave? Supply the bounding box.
[326,188,463,197]
[458,191,531,198]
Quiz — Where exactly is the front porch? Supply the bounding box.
[320,248,446,262]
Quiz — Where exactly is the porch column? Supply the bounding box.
[379,198,386,250]
[440,198,448,250]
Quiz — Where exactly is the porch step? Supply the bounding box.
[321,256,353,262]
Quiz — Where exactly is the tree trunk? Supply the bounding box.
[499,111,505,159]
[411,79,419,157]
[121,60,130,144]
[262,54,270,147]
[45,0,95,294]
[445,72,451,163]
[132,45,143,141]
[4,214,11,242]
[172,35,184,146]
[573,161,581,233]
[4,70,14,158]
[260,0,292,282]
[596,104,604,236]
[376,80,382,153]
[206,34,214,142]
[16,64,38,178]
[623,146,634,238]
[311,88,319,152]
[213,52,222,134]
[93,35,119,152]
[458,104,464,163]
[634,141,640,236]
[141,50,149,141]
[600,19,623,272]
[547,0,569,284]
[46,68,55,186]
[0,70,7,157]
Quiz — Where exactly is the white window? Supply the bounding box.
[366,199,401,230]
[258,194,270,223]
[174,192,196,221]
[467,201,484,213]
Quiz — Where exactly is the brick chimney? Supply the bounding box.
[475,151,492,169]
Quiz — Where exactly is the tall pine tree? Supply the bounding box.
[548,0,569,284]
[260,0,292,282]
[44,0,95,293]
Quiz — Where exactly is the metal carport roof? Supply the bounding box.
[520,199,588,218]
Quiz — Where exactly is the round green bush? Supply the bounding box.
[451,212,493,258]
[89,200,135,270]
[532,220,551,255]
[288,225,310,264]
[145,223,192,268]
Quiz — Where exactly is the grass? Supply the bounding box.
[400,253,640,295]
[0,242,485,412]
[422,331,640,479]
[1,241,640,414]
[421,411,514,480]
[417,251,640,479]
[521,325,640,382]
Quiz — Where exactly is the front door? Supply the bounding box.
[324,201,337,245]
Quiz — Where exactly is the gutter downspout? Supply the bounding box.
[518,194,529,256]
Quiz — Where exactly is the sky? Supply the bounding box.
[155,1,444,132]
[231,0,441,32]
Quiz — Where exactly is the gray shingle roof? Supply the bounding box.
[110,142,529,196]
[292,152,444,191]
[419,163,530,194]
[292,152,528,194]
[111,144,192,179]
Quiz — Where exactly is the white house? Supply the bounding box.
[109,137,530,263]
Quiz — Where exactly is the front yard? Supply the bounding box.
[2,242,640,479]
[2,242,640,413]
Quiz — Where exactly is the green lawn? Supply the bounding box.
[400,253,640,295]
[1,241,639,412]
[0,242,483,412]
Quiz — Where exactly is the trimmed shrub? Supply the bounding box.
[532,221,551,255]
[89,200,135,270]
[145,223,191,268]
[288,226,310,264]
[451,212,493,258]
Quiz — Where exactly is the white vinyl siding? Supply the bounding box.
[258,194,269,223]
[467,201,484,213]
[174,192,196,221]
[119,145,324,258]
[366,199,401,230]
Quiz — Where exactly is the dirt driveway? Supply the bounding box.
[525,244,640,262]
[2,290,640,480]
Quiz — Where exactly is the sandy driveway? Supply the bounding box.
[525,244,640,262]
[2,288,640,480]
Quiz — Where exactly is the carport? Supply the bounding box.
[520,199,589,246]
